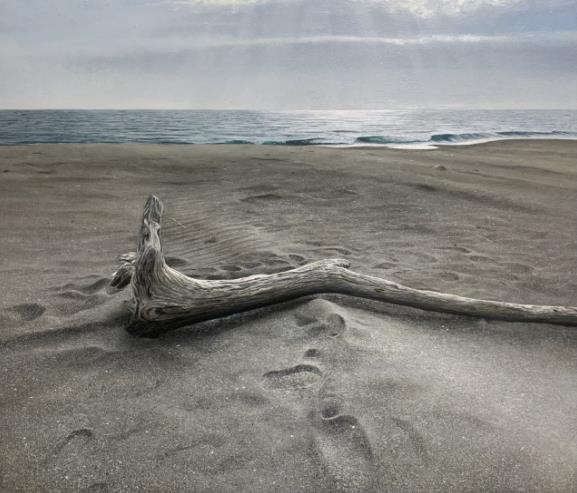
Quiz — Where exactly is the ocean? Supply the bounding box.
[0,109,576,149]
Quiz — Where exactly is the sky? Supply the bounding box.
[0,0,575,109]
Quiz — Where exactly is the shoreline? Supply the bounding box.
[1,136,577,148]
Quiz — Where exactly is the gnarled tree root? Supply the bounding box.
[110,195,577,336]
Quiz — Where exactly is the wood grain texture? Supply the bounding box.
[113,195,577,336]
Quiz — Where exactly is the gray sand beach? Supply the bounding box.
[1,140,576,492]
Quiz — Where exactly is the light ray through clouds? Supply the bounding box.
[0,0,575,109]
[124,32,576,50]
[364,0,522,17]
[170,0,523,17]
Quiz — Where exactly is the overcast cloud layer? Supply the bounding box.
[0,0,575,109]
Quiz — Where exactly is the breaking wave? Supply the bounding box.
[347,130,577,148]
[428,130,577,144]
[354,135,418,145]
[262,138,336,146]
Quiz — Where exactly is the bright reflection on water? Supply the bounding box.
[1,109,576,148]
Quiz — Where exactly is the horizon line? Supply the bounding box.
[2,107,577,112]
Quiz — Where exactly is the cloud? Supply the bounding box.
[168,0,265,6]
[154,31,576,50]
[67,30,576,81]
[1,0,575,109]
[362,0,523,17]
[168,0,524,17]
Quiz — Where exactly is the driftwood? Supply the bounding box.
[110,195,577,336]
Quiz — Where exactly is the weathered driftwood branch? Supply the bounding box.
[111,195,577,336]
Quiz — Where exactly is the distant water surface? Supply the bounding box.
[0,109,576,148]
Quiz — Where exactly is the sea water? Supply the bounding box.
[0,109,576,149]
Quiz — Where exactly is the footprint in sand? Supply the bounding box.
[439,271,460,282]
[304,348,321,358]
[56,276,110,295]
[51,276,111,315]
[261,256,291,267]
[312,385,375,492]
[503,262,533,274]
[468,255,492,263]
[269,300,373,490]
[373,261,396,270]
[294,300,349,341]
[51,428,95,460]
[9,303,46,321]
[54,292,108,315]
[49,428,105,488]
[262,364,323,390]
[308,313,347,339]
[288,254,307,265]
[241,261,262,269]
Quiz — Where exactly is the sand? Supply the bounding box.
[0,140,576,492]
